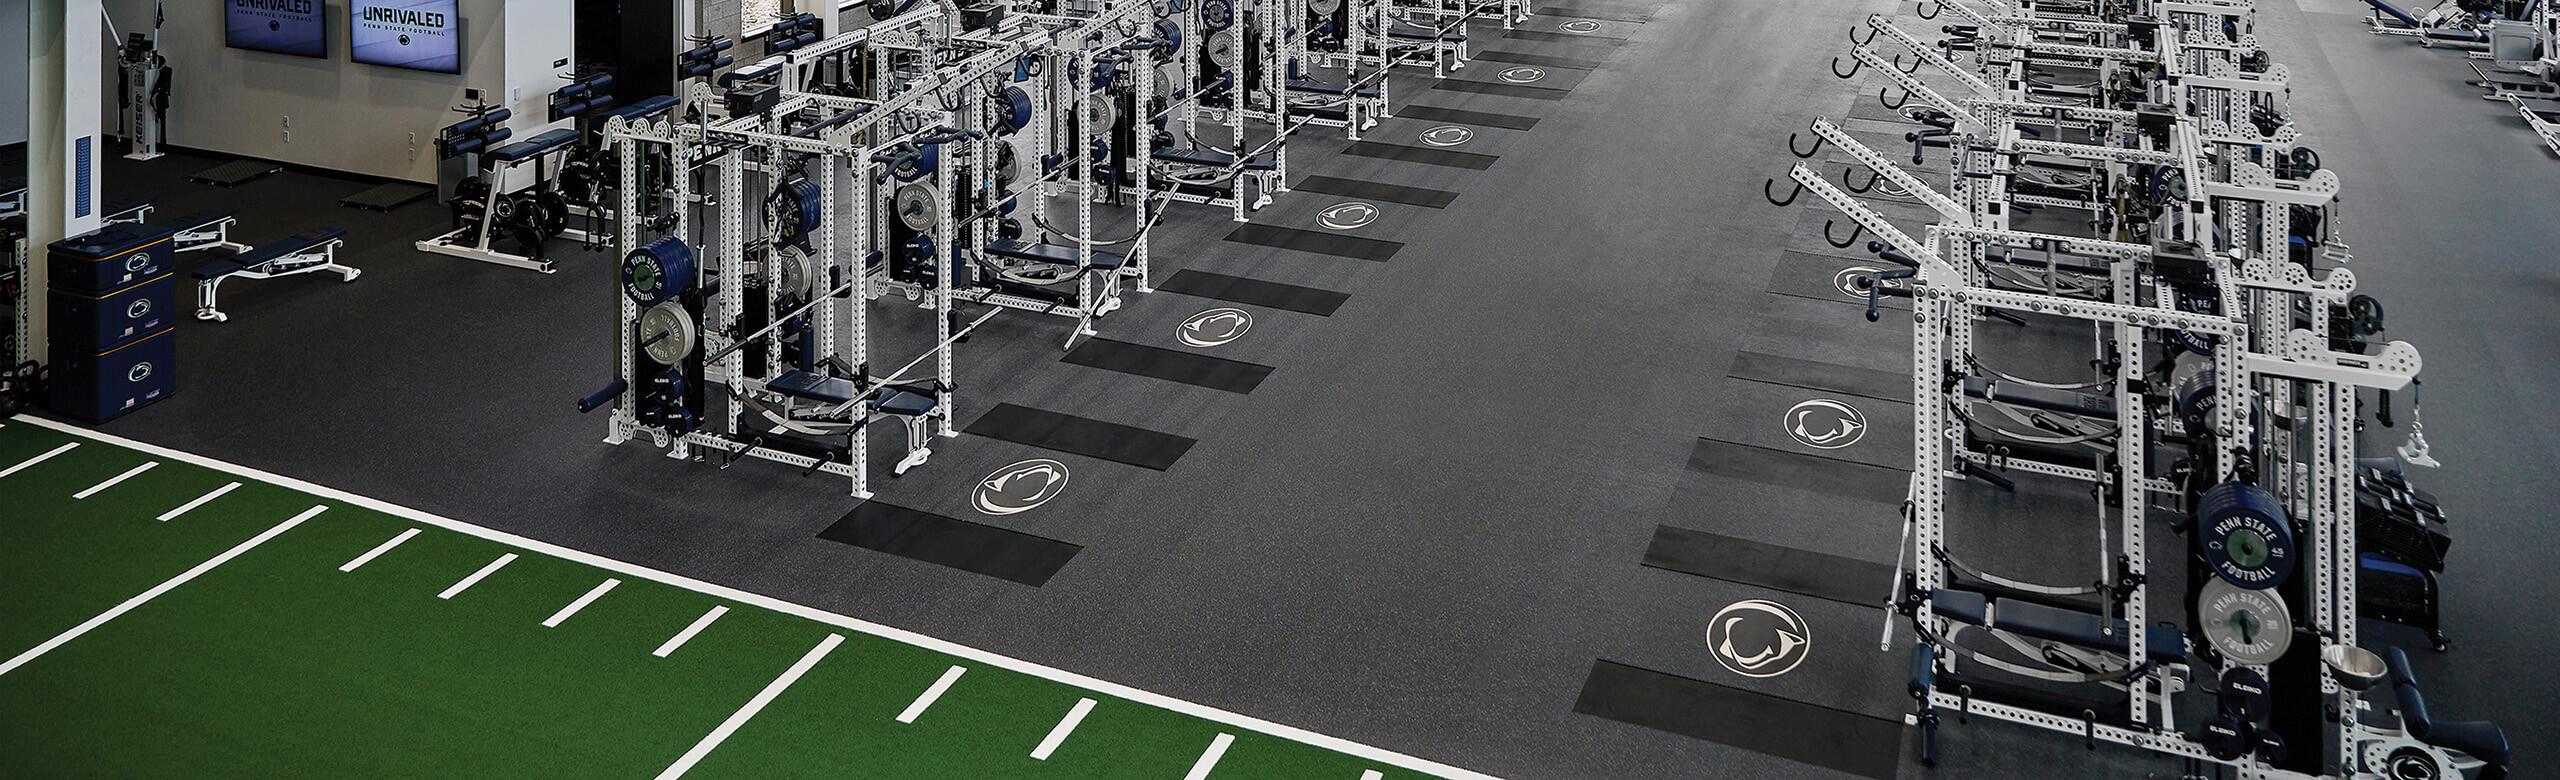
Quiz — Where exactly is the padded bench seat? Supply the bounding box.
[987,239,1126,271]
[1150,147,1278,171]
[198,226,346,280]
[487,128,581,162]
[869,388,939,416]
[1388,24,1466,42]
[600,95,682,122]
[769,370,860,404]
[1286,78,1381,98]
[1931,589,2185,663]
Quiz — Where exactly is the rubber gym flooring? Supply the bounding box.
[16,0,2558,777]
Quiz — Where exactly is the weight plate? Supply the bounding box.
[2194,715,2249,761]
[1207,30,1239,70]
[996,86,1034,135]
[894,183,942,233]
[2252,729,2288,765]
[772,244,816,301]
[1202,0,1234,30]
[2198,482,2298,589]
[1087,97,1117,134]
[534,191,570,238]
[2198,578,2294,667]
[768,177,823,249]
[992,141,1022,191]
[2218,666,2271,721]
[621,237,696,305]
[638,301,698,365]
[1310,0,1342,15]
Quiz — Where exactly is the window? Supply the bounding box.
[741,0,783,37]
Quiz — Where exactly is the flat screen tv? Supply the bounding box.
[225,0,327,59]
[349,0,461,74]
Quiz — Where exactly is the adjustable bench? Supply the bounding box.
[2385,646,2511,779]
[1286,78,1382,98]
[597,95,682,124]
[485,128,583,164]
[1931,589,2187,664]
[193,226,357,322]
[1149,147,1279,172]
[767,370,945,475]
[164,205,250,254]
[986,239,1127,272]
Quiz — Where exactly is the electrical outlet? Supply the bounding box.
[282,116,292,143]
[408,132,418,161]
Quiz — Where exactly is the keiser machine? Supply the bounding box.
[119,0,169,161]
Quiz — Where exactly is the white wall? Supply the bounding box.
[102,0,572,183]
[1,0,27,147]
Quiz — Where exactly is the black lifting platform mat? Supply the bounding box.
[189,160,284,187]
[341,182,434,212]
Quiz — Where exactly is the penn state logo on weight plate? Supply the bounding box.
[125,252,151,273]
[1707,599,1812,678]
[128,362,154,383]
[972,459,1070,515]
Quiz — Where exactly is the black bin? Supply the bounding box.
[52,273,176,352]
[49,223,175,295]
[49,327,176,423]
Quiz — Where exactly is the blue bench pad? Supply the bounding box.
[487,129,582,162]
[1150,147,1278,171]
[226,226,346,268]
[770,370,860,404]
[987,239,1126,271]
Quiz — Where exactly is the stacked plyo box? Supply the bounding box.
[47,224,177,422]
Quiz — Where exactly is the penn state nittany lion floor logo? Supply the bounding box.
[1707,599,1812,678]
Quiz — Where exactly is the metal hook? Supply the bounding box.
[1789,131,1828,159]
[1850,25,1877,46]
[1832,56,1864,79]
[1764,178,1803,207]
[1878,87,1908,110]
[1843,167,1881,194]
[1917,0,1940,19]
[1825,219,1867,248]
[1893,54,1921,74]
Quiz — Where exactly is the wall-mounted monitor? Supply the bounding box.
[349,0,461,74]
[226,0,327,59]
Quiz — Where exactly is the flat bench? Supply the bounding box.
[1931,589,2187,664]
[165,205,250,254]
[193,226,357,322]
[987,239,1127,272]
[1150,147,1279,172]
[487,128,582,163]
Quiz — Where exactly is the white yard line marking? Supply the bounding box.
[339,529,421,572]
[73,461,158,499]
[437,553,518,600]
[158,482,242,521]
[0,442,79,479]
[543,579,622,628]
[653,605,730,657]
[0,505,323,677]
[896,666,968,724]
[1363,772,1385,780]
[652,633,844,780]
[12,415,1506,780]
[1183,733,1237,780]
[1030,697,1099,760]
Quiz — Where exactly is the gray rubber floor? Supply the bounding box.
[73,0,2556,777]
